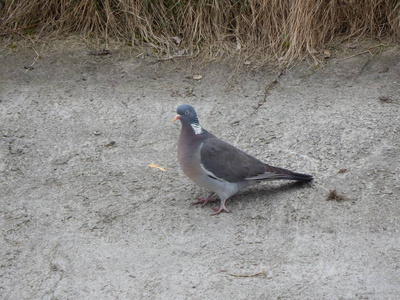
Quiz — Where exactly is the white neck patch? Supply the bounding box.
[191,123,203,135]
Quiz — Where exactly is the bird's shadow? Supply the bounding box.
[229,181,313,207]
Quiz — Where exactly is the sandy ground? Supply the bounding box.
[1,38,400,299]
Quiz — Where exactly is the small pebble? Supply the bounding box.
[379,96,392,103]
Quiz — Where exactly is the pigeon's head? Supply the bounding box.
[173,104,198,125]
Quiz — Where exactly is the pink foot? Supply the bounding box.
[192,197,218,206]
[211,205,231,215]
[192,193,217,206]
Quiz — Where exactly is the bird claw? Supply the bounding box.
[210,206,231,215]
[191,193,230,215]
[192,194,218,206]
[192,197,218,206]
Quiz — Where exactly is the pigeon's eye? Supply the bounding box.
[185,110,190,115]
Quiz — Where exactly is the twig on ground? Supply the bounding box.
[221,269,267,278]
[337,44,387,61]
[25,47,40,73]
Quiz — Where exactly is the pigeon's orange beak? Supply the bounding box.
[173,115,181,122]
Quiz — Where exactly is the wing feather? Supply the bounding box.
[200,138,266,182]
[200,137,313,183]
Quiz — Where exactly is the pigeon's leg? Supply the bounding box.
[211,198,231,215]
[192,192,218,206]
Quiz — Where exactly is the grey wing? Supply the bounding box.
[200,137,267,182]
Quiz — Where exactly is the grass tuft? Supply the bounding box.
[1,0,399,64]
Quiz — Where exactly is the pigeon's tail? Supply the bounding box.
[246,164,313,182]
[279,171,313,182]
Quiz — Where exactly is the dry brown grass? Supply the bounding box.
[1,0,399,64]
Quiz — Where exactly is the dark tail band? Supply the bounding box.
[265,164,313,182]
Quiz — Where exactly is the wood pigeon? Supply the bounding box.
[173,104,313,215]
